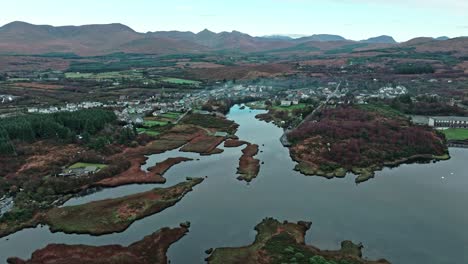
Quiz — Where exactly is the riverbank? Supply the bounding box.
[294,153,451,183]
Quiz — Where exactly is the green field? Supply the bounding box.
[246,102,267,110]
[358,103,404,118]
[160,112,181,119]
[137,128,161,136]
[69,162,107,169]
[143,120,169,127]
[65,71,143,80]
[272,103,308,111]
[441,128,468,140]
[64,72,94,79]
[160,77,200,85]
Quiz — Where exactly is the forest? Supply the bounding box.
[0,109,118,155]
[288,106,447,170]
[386,95,468,116]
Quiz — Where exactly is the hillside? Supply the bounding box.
[0,22,385,56]
[0,21,466,57]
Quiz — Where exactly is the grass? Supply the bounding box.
[160,112,181,120]
[65,70,144,80]
[324,43,369,55]
[44,179,203,235]
[357,103,404,118]
[64,72,94,79]
[246,102,267,110]
[181,113,236,133]
[441,128,468,140]
[272,103,308,111]
[160,77,200,85]
[68,162,107,169]
[143,120,169,127]
[137,128,161,136]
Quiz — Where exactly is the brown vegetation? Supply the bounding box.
[43,178,203,235]
[181,135,224,155]
[237,144,260,182]
[95,156,166,187]
[224,139,248,148]
[207,217,390,264]
[7,225,189,264]
[288,105,448,182]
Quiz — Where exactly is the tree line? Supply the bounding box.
[0,109,117,155]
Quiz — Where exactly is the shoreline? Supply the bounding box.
[292,152,451,183]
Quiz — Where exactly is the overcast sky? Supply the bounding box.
[1,0,467,42]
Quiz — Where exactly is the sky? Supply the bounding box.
[0,0,467,42]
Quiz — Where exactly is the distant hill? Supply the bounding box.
[262,35,294,40]
[296,34,347,42]
[1,21,465,56]
[362,35,397,44]
[435,36,450,40]
[0,21,141,55]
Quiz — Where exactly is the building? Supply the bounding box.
[428,116,468,128]
[281,100,292,107]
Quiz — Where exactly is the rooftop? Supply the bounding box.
[430,116,468,122]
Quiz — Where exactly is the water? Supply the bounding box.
[1,105,468,264]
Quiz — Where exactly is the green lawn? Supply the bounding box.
[69,162,107,169]
[441,128,468,140]
[358,104,404,118]
[160,112,181,120]
[272,103,308,111]
[137,128,161,136]
[143,120,169,127]
[160,77,200,85]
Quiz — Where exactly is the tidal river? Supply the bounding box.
[1,105,467,264]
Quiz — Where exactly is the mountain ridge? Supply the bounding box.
[0,21,465,56]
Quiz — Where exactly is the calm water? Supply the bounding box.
[1,105,467,264]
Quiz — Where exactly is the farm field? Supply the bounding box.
[136,128,161,136]
[65,70,144,80]
[160,77,200,85]
[68,162,108,169]
[441,128,468,140]
[272,103,308,111]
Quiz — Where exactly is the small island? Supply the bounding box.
[7,224,189,264]
[287,105,449,183]
[43,178,203,235]
[237,144,261,182]
[206,217,390,264]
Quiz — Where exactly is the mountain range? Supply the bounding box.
[0,21,464,56]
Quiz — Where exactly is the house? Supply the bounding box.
[133,117,144,125]
[281,100,292,107]
[428,116,468,128]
